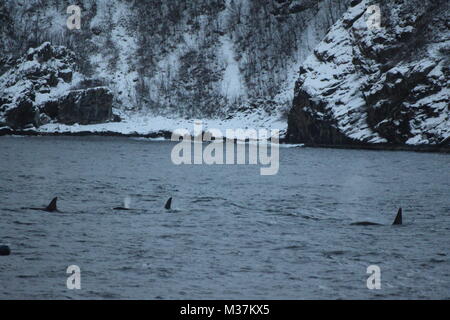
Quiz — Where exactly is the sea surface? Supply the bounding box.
[0,136,449,299]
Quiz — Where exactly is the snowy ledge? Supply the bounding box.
[0,112,291,142]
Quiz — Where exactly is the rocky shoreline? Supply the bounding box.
[0,127,172,139]
[1,127,448,154]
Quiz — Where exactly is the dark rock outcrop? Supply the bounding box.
[288,89,358,145]
[4,95,40,129]
[55,87,113,125]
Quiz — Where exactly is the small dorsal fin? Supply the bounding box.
[46,197,58,212]
[392,208,402,225]
[165,197,172,210]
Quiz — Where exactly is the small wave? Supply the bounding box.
[3,135,26,138]
[13,221,35,226]
[229,202,251,210]
[323,250,346,256]
[191,196,225,203]
[301,215,320,221]
[429,258,446,263]
[278,245,305,250]
[2,208,21,213]
[278,143,305,148]
[234,140,305,149]
[130,137,167,142]
[279,212,299,217]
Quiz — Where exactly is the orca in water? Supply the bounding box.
[25,197,59,212]
[114,196,133,211]
[165,197,172,210]
[350,208,403,226]
[115,197,172,210]
[113,207,131,211]
[392,207,402,225]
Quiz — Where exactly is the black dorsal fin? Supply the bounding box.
[165,197,172,210]
[392,208,402,225]
[46,197,58,212]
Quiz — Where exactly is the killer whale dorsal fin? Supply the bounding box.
[165,197,172,210]
[393,208,402,225]
[46,197,58,212]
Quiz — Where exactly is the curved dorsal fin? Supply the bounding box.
[165,197,172,210]
[46,197,58,212]
[392,208,402,225]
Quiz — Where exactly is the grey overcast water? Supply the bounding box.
[0,136,449,299]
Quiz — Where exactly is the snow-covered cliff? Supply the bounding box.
[0,42,114,129]
[1,0,448,148]
[0,0,349,131]
[287,0,449,146]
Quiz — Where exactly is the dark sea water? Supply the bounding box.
[0,136,449,299]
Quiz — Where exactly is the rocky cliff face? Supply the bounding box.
[1,0,448,146]
[0,42,113,129]
[287,0,449,146]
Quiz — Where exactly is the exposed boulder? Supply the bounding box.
[287,0,450,146]
[58,69,73,83]
[4,95,40,129]
[55,87,113,125]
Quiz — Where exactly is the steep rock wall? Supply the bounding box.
[287,0,449,146]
